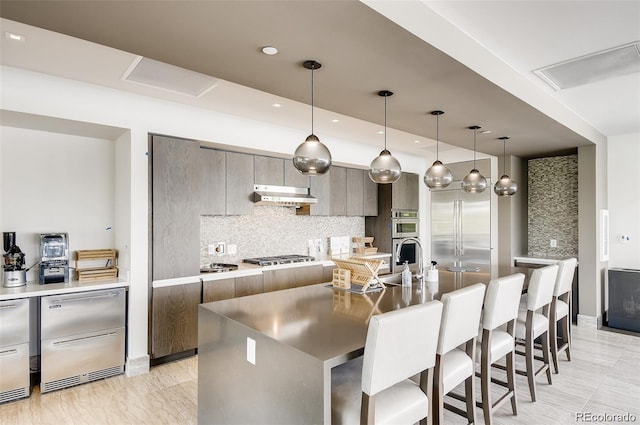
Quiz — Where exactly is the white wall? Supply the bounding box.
[0,126,115,281]
[607,133,640,269]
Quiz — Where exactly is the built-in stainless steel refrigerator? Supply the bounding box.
[431,186,491,273]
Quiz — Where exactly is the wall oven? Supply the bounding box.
[391,209,419,239]
[392,237,419,274]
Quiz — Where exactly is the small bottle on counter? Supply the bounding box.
[426,261,439,282]
[401,261,412,287]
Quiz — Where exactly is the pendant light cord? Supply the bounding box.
[311,66,315,135]
[503,138,506,174]
[473,127,477,169]
[384,95,387,151]
[436,113,439,160]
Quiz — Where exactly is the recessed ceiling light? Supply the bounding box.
[331,119,340,123]
[262,46,278,55]
[272,103,282,108]
[480,130,492,134]
[377,130,384,134]
[414,140,421,144]
[5,32,26,42]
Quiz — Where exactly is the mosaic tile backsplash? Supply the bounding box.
[200,206,364,265]
[528,154,578,257]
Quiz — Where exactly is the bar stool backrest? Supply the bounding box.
[526,265,559,311]
[437,283,486,355]
[553,258,578,297]
[482,273,525,331]
[362,300,443,396]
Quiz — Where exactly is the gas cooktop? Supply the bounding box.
[243,255,315,267]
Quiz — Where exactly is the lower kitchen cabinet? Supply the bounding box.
[234,274,264,297]
[0,298,30,403]
[294,264,322,287]
[322,265,337,283]
[40,288,126,393]
[263,268,295,293]
[202,278,235,303]
[152,282,201,359]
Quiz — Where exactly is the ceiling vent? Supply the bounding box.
[533,41,640,90]
[122,56,218,97]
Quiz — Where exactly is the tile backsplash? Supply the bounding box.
[528,154,578,257]
[200,206,364,265]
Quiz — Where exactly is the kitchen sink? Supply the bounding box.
[200,263,238,273]
[377,273,421,286]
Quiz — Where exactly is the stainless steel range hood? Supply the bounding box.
[253,185,317,207]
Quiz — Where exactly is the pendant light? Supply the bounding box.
[494,136,518,196]
[293,60,332,175]
[368,90,401,184]
[461,125,487,193]
[423,110,453,189]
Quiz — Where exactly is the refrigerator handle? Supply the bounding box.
[454,200,460,257]
[459,199,464,257]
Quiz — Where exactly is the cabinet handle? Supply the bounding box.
[50,292,119,304]
[53,331,117,346]
[0,304,18,310]
[0,348,18,356]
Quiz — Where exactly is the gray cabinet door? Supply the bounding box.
[263,268,296,293]
[226,152,254,215]
[234,274,264,297]
[363,173,378,216]
[322,265,336,283]
[284,160,310,188]
[152,135,201,280]
[255,155,284,186]
[309,173,331,216]
[294,264,323,287]
[200,148,226,216]
[202,278,235,303]
[151,281,201,359]
[330,166,347,216]
[346,168,364,216]
[392,172,419,210]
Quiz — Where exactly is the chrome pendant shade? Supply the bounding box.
[369,90,401,184]
[494,136,518,196]
[461,125,487,193]
[293,60,332,176]
[424,110,453,189]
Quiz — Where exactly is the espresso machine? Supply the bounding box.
[3,231,27,287]
[39,233,69,284]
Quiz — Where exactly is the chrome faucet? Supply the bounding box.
[396,237,424,282]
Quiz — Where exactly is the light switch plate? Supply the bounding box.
[247,337,256,365]
[228,244,237,255]
[550,239,557,248]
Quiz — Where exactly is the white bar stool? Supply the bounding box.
[549,257,577,373]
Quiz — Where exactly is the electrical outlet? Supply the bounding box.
[620,235,631,244]
[208,244,216,255]
[550,239,557,248]
[228,244,237,255]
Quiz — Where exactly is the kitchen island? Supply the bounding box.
[198,267,534,424]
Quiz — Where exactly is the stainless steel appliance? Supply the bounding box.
[2,232,27,287]
[39,233,69,284]
[253,185,317,206]
[391,209,419,238]
[608,268,640,332]
[243,255,315,266]
[40,288,125,393]
[200,263,239,273]
[0,298,30,403]
[431,186,491,272]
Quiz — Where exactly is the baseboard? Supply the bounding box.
[125,355,150,377]
[577,314,602,329]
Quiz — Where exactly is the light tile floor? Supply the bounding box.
[0,326,638,425]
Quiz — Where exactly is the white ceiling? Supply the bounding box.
[0,1,638,160]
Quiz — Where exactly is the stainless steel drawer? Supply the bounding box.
[41,288,125,339]
[41,326,125,386]
[0,298,29,347]
[0,342,30,399]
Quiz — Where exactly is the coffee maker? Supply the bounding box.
[2,232,27,287]
[39,233,69,284]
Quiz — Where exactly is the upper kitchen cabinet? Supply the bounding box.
[254,155,284,186]
[226,152,254,215]
[284,159,310,188]
[309,172,331,216]
[151,135,201,280]
[200,148,226,216]
[363,173,378,216]
[330,166,347,216]
[391,172,419,210]
[346,168,364,216]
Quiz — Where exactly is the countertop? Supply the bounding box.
[513,255,578,266]
[153,252,392,288]
[0,277,129,301]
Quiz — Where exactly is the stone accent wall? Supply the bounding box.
[528,154,578,257]
[200,206,364,265]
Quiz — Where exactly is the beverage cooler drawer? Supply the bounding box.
[0,342,30,403]
[0,298,29,347]
[41,327,125,393]
[41,288,125,339]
